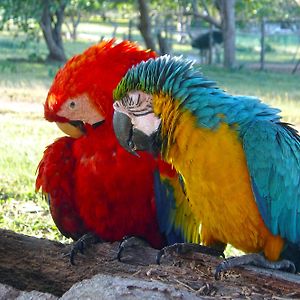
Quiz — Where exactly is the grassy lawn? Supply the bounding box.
[0,25,299,253]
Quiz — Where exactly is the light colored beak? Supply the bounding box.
[56,122,84,138]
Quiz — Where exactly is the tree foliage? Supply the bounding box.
[0,0,70,62]
[236,0,300,21]
[0,0,299,64]
[64,0,101,40]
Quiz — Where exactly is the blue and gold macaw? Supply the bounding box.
[113,55,300,275]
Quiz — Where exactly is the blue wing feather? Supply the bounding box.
[153,169,200,244]
[153,169,184,244]
[243,121,300,244]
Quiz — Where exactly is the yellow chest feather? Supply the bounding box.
[165,111,284,260]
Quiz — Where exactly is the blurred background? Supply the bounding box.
[0,0,299,245]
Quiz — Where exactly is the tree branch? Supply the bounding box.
[188,0,221,28]
[184,11,221,28]
[0,229,300,298]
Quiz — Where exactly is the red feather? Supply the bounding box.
[37,40,172,248]
[36,137,87,240]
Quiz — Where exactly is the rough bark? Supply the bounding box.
[1,229,300,298]
[39,0,67,62]
[137,0,157,52]
[220,0,236,68]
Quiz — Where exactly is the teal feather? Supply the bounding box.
[114,55,300,247]
[244,122,300,243]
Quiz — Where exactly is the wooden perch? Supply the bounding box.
[0,229,300,298]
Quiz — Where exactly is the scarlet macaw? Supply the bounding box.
[113,55,300,275]
[36,41,200,261]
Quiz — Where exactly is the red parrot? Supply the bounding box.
[36,40,200,256]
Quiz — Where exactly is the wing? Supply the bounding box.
[243,121,300,244]
[36,136,87,240]
[154,160,200,245]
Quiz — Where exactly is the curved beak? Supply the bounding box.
[113,111,161,156]
[56,121,85,138]
[113,111,138,156]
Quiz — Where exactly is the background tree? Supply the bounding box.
[64,0,91,40]
[0,0,69,62]
[220,0,236,68]
[40,0,68,62]
[136,0,175,54]
[137,0,157,51]
[236,0,300,70]
[189,0,236,68]
[64,0,111,41]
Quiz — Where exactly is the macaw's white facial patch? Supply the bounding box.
[113,91,161,136]
[57,94,105,125]
[132,113,161,136]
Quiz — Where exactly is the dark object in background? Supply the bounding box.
[191,30,223,50]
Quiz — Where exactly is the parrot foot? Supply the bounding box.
[215,253,296,280]
[156,242,225,265]
[69,233,101,265]
[117,235,149,262]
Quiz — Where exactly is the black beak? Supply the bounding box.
[113,111,138,156]
[69,120,86,134]
[113,111,161,157]
[92,120,105,129]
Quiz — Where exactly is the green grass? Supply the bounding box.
[0,23,299,250]
[0,109,69,241]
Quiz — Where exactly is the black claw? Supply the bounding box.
[117,235,149,262]
[156,249,165,265]
[288,263,296,274]
[70,250,77,266]
[70,240,85,265]
[68,233,101,265]
[214,259,229,280]
[117,235,131,262]
[214,253,297,280]
[117,246,124,262]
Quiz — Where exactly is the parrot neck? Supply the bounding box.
[153,93,183,159]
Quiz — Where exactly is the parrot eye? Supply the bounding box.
[69,101,76,109]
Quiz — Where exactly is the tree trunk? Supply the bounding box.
[39,0,67,62]
[137,0,157,52]
[220,0,236,69]
[157,17,172,55]
[1,229,300,298]
[157,32,170,55]
[70,12,81,41]
[128,19,133,41]
[292,58,300,74]
[260,18,266,71]
[208,25,213,65]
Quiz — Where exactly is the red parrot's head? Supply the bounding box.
[44,39,156,137]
